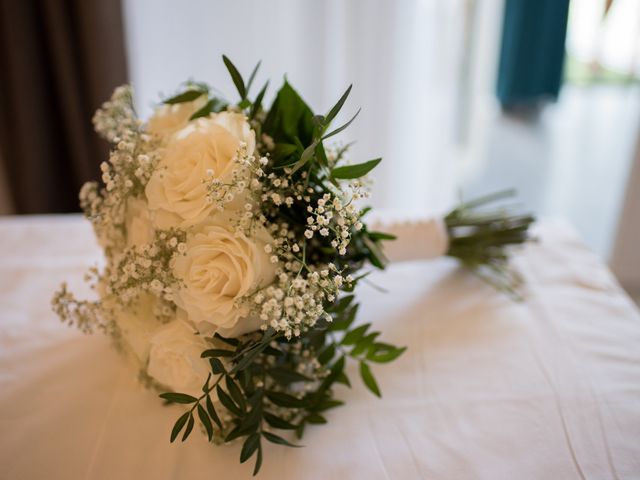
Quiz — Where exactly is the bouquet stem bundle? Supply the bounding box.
[445,189,535,296]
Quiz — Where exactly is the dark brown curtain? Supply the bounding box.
[0,0,128,213]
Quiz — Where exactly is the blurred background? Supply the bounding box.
[1,0,639,298]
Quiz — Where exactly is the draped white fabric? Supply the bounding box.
[1,214,639,479]
[122,0,503,214]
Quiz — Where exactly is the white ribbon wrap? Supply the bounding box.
[370,216,449,263]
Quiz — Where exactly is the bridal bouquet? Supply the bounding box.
[52,56,532,475]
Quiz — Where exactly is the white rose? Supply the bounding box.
[145,113,255,229]
[172,220,276,335]
[110,293,163,366]
[146,95,208,138]
[147,319,211,396]
[125,197,154,248]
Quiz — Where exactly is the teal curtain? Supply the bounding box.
[496,0,570,107]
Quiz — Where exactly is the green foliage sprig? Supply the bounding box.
[161,292,405,475]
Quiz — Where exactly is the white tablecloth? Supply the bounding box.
[1,215,639,480]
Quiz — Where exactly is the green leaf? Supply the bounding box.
[332,158,381,180]
[350,332,381,357]
[170,411,190,443]
[336,371,351,387]
[262,431,302,448]
[289,140,319,174]
[222,55,247,100]
[368,231,397,242]
[225,425,250,442]
[241,433,261,463]
[201,348,234,358]
[341,323,371,346]
[188,98,212,120]
[325,84,352,125]
[328,294,354,313]
[188,98,227,120]
[316,398,344,412]
[367,344,407,363]
[197,403,213,441]
[305,413,327,424]
[328,304,359,332]
[265,391,306,408]
[263,81,315,146]
[209,358,226,374]
[217,384,242,416]
[263,345,284,357]
[246,60,261,93]
[272,143,298,164]
[163,89,206,104]
[267,367,313,385]
[263,412,297,430]
[206,394,223,429]
[214,333,239,346]
[253,443,263,476]
[226,376,246,411]
[250,80,269,120]
[317,343,336,365]
[319,356,345,391]
[322,108,360,140]
[159,392,198,404]
[315,142,329,169]
[359,361,381,397]
[182,413,195,441]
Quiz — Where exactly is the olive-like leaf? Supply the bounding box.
[240,433,261,463]
[182,413,195,441]
[359,361,381,398]
[159,392,198,404]
[341,323,371,346]
[209,358,226,374]
[265,391,306,408]
[226,376,246,411]
[263,412,297,430]
[206,394,223,429]
[217,384,242,416]
[222,55,246,100]
[201,348,234,358]
[253,443,263,476]
[163,89,206,104]
[250,80,269,119]
[262,431,302,448]
[246,60,261,93]
[170,411,190,443]
[322,108,360,140]
[332,158,381,180]
[197,403,213,441]
[325,84,352,125]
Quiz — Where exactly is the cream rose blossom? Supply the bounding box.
[146,95,208,138]
[172,221,276,335]
[145,113,255,229]
[106,293,164,366]
[147,319,211,396]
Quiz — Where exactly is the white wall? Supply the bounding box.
[123,0,503,215]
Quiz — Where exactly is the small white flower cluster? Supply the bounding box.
[303,190,366,255]
[247,241,354,339]
[81,89,161,254]
[104,230,186,306]
[51,283,110,334]
[92,85,141,142]
[203,141,259,230]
